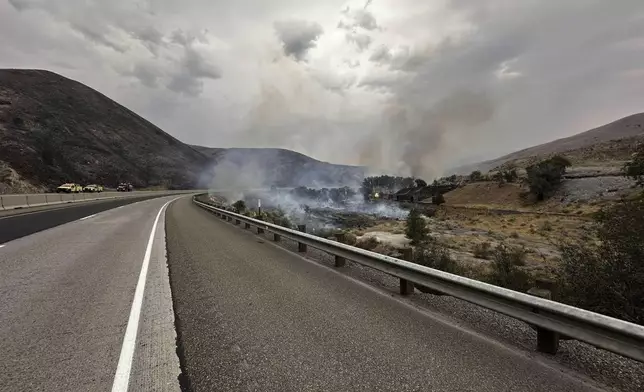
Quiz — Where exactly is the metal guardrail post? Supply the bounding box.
[244,222,251,229]
[0,196,4,210]
[297,225,307,252]
[25,195,30,207]
[45,194,48,204]
[400,248,415,295]
[235,219,241,225]
[334,233,347,267]
[528,280,560,354]
[273,233,281,242]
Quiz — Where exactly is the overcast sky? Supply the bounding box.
[2,0,644,178]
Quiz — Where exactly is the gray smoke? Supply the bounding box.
[273,19,324,61]
[358,90,496,179]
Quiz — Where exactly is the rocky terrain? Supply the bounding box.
[0,69,362,193]
[454,112,644,174]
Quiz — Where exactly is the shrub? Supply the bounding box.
[488,244,532,292]
[413,242,461,275]
[432,193,446,206]
[558,199,644,324]
[343,232,358,246]
[405,208,429,245]
[265,208,293,229]
[502,169,518,183]
[469,170,483,182]
[623,144,644,187]
[232,200,246,213]
[356,236,380,251]
[473,241,492,259]
[526,155,571,201]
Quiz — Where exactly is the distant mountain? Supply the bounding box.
[0,69,363,193]
[193,146,365,188]
[453,112,644,174]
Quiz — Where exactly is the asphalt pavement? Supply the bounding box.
[0,194,172,244]
[166,197,604,392]
[0,196,182,392]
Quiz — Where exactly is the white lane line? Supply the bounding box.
[111,196,182,392]
[0,244,5,248]
[79,213,97,221]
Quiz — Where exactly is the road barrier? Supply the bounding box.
[193,196,644,363]
[0,190,203,211]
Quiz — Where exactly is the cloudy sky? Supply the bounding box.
[2,0,644,178]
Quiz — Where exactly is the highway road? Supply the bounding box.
[0,195,181,391]
[0,195,607,391]
[166,198,603,392]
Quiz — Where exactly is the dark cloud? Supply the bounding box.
[346,32,372,52]
[273,19,324,61]
[132,62,160,88]
[369,45,392,64]
[338,7,379,32]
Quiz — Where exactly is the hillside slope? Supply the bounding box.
[0,69,364,192]
[454,112,644,173]
[194,146,365,188]
[0,69,209,191]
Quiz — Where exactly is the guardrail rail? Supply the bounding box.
[0,190,203,211]
[193,196,644,363]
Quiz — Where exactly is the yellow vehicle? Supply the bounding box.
[83,184,104,193]
[57,183,83,193]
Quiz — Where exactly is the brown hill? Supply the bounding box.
[0,69,364,193]
[454,112,644,174]
[0,69,209,191]
[193,146,365,188]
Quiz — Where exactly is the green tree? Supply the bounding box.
[558,199,644,324]
[623,144,644,187]
[232,200,246,213]
[526,155,571,201]
[502,169,518,183]
[405,208,429,246]
[469,170,483,182]
[415,178,427,187]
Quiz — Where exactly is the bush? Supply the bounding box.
[405,208,429,245]
[526,155,571,201]
[558,199,644,324]
[343,232,358,246]
[356,236,380,251]
[265,208,293,229]
[502,169,518,183]
[432,193,446,206]
[413,243,461,274]
[469,170,483,182]
[232,200,246,213]
[473,241,492,259]
[488,244,532,292]
[623,143,644,187]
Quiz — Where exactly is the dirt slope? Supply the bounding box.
[454,112,644,173]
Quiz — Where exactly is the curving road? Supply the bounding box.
[0,195,607,392]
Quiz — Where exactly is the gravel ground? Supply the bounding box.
[239,225,644,392]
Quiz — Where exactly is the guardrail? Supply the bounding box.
[0,190,203,211]
[193,197,644,363]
